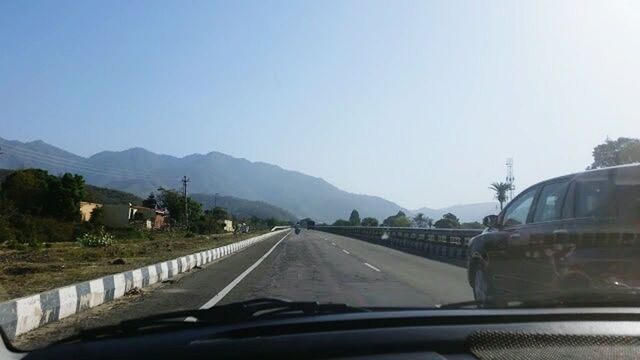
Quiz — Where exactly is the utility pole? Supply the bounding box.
[214,193,219,208]
[182,176,190,228]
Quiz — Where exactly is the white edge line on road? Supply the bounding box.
[331,242,336,246]
[185,231,291,322]
[342,249,350,255]
[363,262,381,272]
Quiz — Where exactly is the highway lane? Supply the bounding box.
[15,229,472,349]
[220,229,472,307]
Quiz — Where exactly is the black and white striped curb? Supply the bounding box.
[0,229,290,340]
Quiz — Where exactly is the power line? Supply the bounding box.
[0,143,170,179]
[1,144,177,181]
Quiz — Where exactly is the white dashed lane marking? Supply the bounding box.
[342,249,350,255]
[363,262,381,272]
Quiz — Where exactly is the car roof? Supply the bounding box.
[517,163,640,195]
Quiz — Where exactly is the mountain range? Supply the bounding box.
[0,137,498,222]
[412,202,500,223]
[0,137,411,222]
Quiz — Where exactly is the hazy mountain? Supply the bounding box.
[0,137,406,222]
[413,202,500,223]
[190,193,298,223]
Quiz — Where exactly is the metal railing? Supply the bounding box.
[312,226,482,262]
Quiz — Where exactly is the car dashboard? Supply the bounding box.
[13,308,640,360]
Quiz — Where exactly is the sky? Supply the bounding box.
[1,0,639,209]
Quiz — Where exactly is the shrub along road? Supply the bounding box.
[0,231,267,302]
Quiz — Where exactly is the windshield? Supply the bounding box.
[1,0,640,351]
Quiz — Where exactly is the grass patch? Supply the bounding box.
[0,230,269,302]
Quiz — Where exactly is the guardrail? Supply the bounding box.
[312,226,482,263]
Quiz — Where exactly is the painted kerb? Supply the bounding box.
[0,229,290,340]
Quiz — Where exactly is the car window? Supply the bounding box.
[533,181,569,222]
[502,187,538,227]
[574,179,614,218]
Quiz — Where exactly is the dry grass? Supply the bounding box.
[0,230,268,302]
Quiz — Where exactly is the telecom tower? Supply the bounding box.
[506,158,515,202]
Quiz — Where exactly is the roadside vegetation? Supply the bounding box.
[0,168,290,301]
[0,230,267,301]
[329,209,483,229]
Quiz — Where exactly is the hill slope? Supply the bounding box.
[0,137,406,222]
[190,193,297,223]
[413,202,500,223]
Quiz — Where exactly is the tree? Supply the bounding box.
[1,169,49,216]
[156,188,202,225]
[461,221,483,229]
[382,211,412,227]
[47,173,85,221]
[333,219,351,226]
[413,213,428,228]
[425,217,434,228]
[202,207,229,234]
[442,213,460,227]
[349,209,361,226]
[361,217,379,227]
[142,193,157,209]
[489,182,511,210]
[434,212,460,229]
[1,169,84,221]
[89,206,105,226]
[589,137,640,169]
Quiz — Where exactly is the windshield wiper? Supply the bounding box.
[441,288,640,309]
[59,298,369,343]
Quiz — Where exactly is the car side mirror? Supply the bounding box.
[482,215,499,228]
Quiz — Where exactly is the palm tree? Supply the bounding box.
[489,182,511,210]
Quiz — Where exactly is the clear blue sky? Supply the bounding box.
[1,1,639,209]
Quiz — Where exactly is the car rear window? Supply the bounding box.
[573,167,640,222]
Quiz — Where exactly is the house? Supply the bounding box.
[79,201,102,222]
[153,209,169,230]
[102,204,131,228]
[100,203,169,229]
[223,219,233,232]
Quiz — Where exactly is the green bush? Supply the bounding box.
[36,217,75,242]
[0,216,16,244]
[135,229,154,240]
[77,227,115,247]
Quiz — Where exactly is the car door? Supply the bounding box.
[487,185,540,294]
[521,178,572,292]
[561,168,640,288]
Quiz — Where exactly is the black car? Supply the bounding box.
[468,164,640,305]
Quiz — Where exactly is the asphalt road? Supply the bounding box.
[16,229,472,349]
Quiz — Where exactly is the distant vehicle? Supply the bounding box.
[294,224,301,234]
[299,218,315,229]
[468,164,640,305]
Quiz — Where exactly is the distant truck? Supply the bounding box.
[299,218,315,229]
